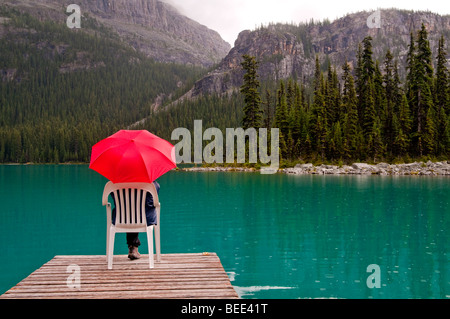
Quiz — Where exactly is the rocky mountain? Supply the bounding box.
[184,9,450,98]
[0,0,230,67]
[0,2,212,163]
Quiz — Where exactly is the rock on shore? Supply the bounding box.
[283,161,450,176]
[179,161,450,175]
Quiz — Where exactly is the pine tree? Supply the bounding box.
[435,35,450,154]
[325,63,334,124]
[373,61,385,114]
[314,55,321,91]
[341,61,359,160]
[278,131,288,161]
[315,115,327,160]
[325,63,340,126]
[412,24,435,156]
[355,43,364,115]
[240,54,263,130]
[393,119,409,158]
[286,130,294,159]
[363,78,377,140]
[286,79,295,112]
[274,80,289,136]
[311,61,328,159]
[332,67,341,124]
[291,82,303,157]
[395,94,412,156]
[274,81,290,158]
[286,79,298,149]
[303,133,312,158]
[263,89,273,129]
[405,32,416,104]
[367,117,385,162]
[356,37,375,125]
[383,50,398,154]
[329,121,343,160]
[423,105,437,155]
[393,60,403,107]
[362,36,375,80]
[384,50,396,106]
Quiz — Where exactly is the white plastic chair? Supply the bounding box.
[102,182,161,269]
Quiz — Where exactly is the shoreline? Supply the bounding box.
[181,160,450,176]
[283,161,450,176]
[2,161,450,176]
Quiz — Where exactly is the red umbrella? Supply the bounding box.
[89,130,176,183]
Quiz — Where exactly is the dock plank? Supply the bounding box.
[0,253,239,299]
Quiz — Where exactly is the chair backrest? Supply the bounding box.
[102,182,160,229]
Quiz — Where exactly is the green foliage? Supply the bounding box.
[0,8,204,163]
[139,93,244,162]
[243,28,449,164]
[435,36,450,154]
[240,55,263,130]
[1,10,448,165]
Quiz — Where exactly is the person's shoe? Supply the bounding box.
[128,245,141,260]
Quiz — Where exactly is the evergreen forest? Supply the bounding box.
[144,24,450,165]
[1,6,448,166]
[0,8,204,163]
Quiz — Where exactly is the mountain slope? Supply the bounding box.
[139,9,450,165]
[0,6,205,163]
[185,9,450,97]
[1,0,231,67]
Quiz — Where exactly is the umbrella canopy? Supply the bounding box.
[89,130,176,183]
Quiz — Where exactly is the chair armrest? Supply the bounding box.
[106,203,112,226]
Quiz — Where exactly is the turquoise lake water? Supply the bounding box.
[0,165,448,298]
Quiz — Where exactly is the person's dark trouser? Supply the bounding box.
[127,233,141,247]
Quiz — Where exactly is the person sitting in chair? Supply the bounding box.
[110,181,160,260]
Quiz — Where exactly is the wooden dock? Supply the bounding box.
[0,253,239,299]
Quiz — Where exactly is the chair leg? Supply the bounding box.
[155,224,161,262]
[106,205,111,258]
[146,226,154,269]
[106,224,110,259]
[107,227,115,270]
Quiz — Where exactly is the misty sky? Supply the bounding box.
[163,0,450,45]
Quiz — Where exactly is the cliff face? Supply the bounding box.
[187,9,450,97]
[1,0,231,67]
[80,0,231,66]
